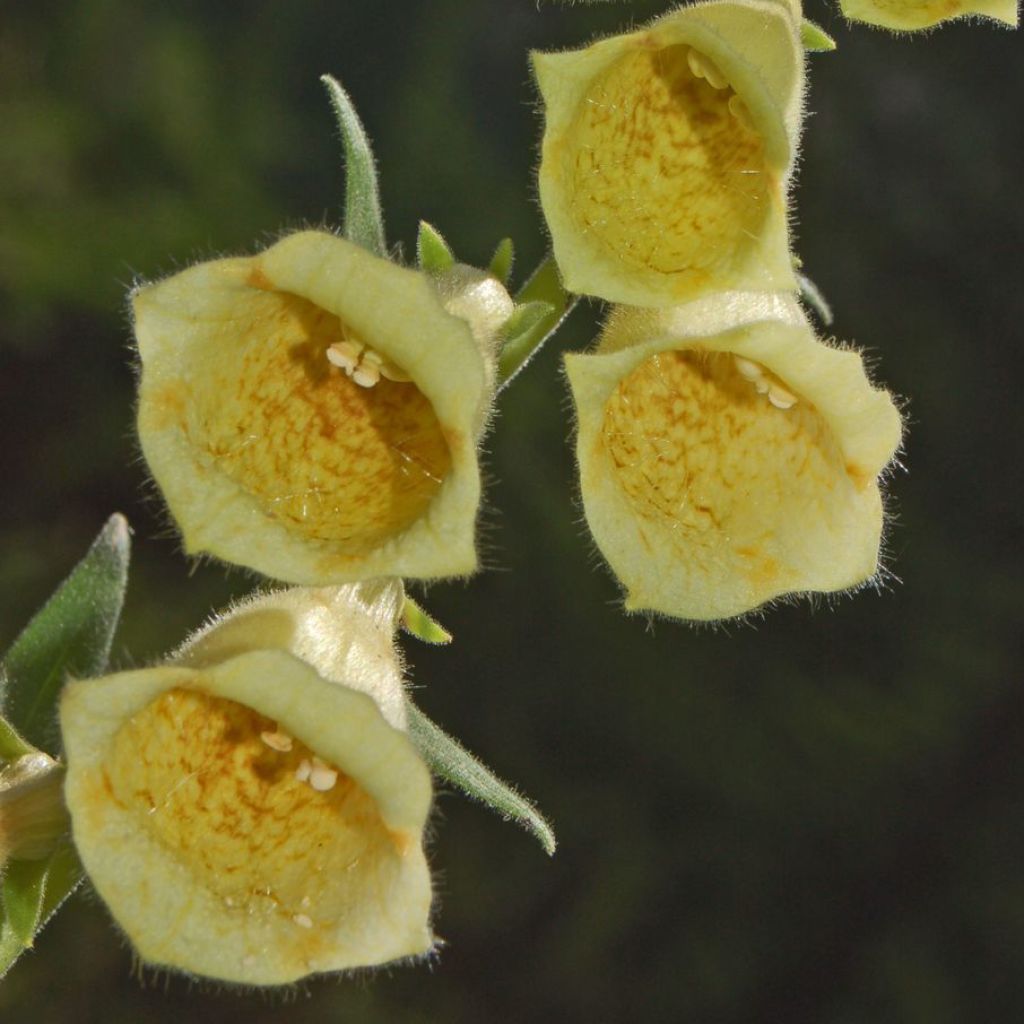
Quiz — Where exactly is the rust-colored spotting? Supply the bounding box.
[564,44,772,289]
[188,291,452,553]
[602,350,850,573]
[105,687,399,940]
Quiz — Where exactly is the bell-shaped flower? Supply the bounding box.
[533,0,806,307]
[840,0,1018,31]
[133,230,513,585]
[59,581,433,985]
[565,293,903,621]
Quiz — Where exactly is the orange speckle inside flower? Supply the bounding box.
[104,688,405,942]
[562,44,774,294]
[187,288,452,554]
[601,350,867,591]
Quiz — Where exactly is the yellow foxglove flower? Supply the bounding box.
[60,581,434,985]
[533,0,805,307]
[841,0,1018,31]
[133,230,513,584]
[565,294,903,621]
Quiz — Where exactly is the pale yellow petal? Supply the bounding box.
[61,648,432,985]
[841,0,1018,30]
[566,295,903,620]
[134,231,506,585]
[534,0,805,306]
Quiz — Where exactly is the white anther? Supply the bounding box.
[768,384,798,410]
[293,914,314,929]
[309,758,339,792]
[295,759,312,782]
[260,730,293,753]
[728,94,756,133]
[687,49,728,90]
[326,339,364,374]
[734,356,763,382]
[352,362,381,388]
[755,379,770,394]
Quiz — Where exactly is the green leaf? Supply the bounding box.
[0,514,130,753]
[801,19,837,52]
[503,301,556,346]
[321,74,387,258]
[497,255,576,389]
[416,221,455,274]
[0,841,83,980]
[401,597,453,645]
[796,271,835,327]
[488,237,514,286]
[407,704,556,855]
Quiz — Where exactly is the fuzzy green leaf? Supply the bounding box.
[416,221,456,274]
[321,74,387,258]
[488,237,514,286]
[0,863,48,979]
[407,704,556,855]
[0,841,83,980]
[0,514,130,753]
[503,301,556,345]
[401,597,453,645]
[801,19,837,52]
[497,255,575,388]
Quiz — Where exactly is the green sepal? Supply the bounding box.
[407,704,556,855]
[796,271,835,326]
[497,255,575,388]
[801,19,837,52]
[401,596,453,645]
[0,718,34,763]
[0,514,130,754]
[488,237,514,286]
[0,841,83,980]
[416,221,456,274]
[321,74,387,258]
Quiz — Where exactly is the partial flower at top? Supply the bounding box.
[565,294,903,621]
[533,0,805,307]
[60,581,433,985]
[840,0,1018,31]
[133,230,513,585]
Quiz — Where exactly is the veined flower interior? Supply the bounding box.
[191,283,452,553]
[565,43,773,289]
[104,687,405,942]
[601,348,869,593]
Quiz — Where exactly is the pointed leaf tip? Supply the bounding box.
[416,221,456,274]
[408,705,556,856]
[320,74,387,258]
[0,514,131,752]
[401,596,453,645]
[801,19,837,52]
[489,238,514,285]
[0,842,83,980]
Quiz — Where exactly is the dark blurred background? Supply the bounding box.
[1,1,1022,1021]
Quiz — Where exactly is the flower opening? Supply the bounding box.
[134,230,512,584]
[533,0,805,306]
[565,294,903,621]
[60,583,433,985]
